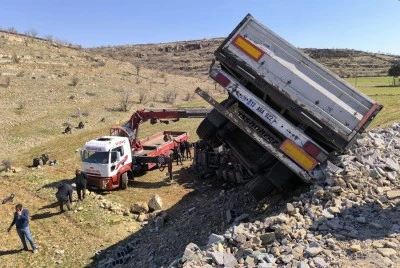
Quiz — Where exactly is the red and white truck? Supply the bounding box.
[80,108,209,190]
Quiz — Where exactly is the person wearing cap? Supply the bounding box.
[75,169,87,201]
[55,183,73,212]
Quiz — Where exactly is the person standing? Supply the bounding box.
[75,169,87,201]
[7,204,38,253]
[55,183,73,212]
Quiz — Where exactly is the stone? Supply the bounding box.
[377,248,396,257]
[372,241,384,248]
[384,241,397,249]
[280,254,293,264]
[223,253,238,267]
[287,203,296,215]
[330,186,343,193]
[370,222,383,229]
[313,257,327,268]
[270,246,280,257]
[305,246,322,257]
[183,243,200,260]
[260,232,276,245]
[210,251,224,265]
[321,209,334,219]
[245,256,256,266]
[387,190,400,200]
[136,213,148,222]
[208,234,225,245]
[130,202,149,214]
[385,158,399,171]
[148,194,163,211]
[328,207,341,214]
[349,244,361,252]
[298,261,310,268]
[355,217,367,224]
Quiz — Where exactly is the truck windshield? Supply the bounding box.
[81,150,109,164]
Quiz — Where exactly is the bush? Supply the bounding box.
[4,77,10,88]
[183,91,195,101]
[162,89,179,104]
[119,89,132,112]
[1,158,13,170]
[70,77,79,86]
[12,53,20,63]
[138,89,150,104]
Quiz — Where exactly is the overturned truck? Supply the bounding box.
[193,14,382,199]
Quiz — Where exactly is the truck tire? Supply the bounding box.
[33,158,43,167]
[196,118,217,140]
[245,175,275,200]
[120,173,128,190]
[196,99,232,141]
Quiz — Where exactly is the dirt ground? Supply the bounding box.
[0,159,197,267]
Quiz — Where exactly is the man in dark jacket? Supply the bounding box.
[75,169,87,201]
[7,204,38,253]
[55,183,73,212]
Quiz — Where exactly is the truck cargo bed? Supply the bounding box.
[215,14,382,151]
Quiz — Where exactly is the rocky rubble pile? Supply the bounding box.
[176,123,400,268]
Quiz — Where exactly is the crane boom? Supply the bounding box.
[110,107,211,152]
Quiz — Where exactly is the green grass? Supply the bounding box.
[343,76,400,128]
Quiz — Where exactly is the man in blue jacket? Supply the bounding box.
[7,204,38,253]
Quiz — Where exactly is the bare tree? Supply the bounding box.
[25,29,38,37]
[45,34,53,41]
[12,53,20,63]
[7,27,18,33]
[162,88,179,104]
[138,88,150,104]
[120,89,132,112]
[134,64,141,84]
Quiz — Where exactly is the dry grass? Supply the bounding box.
[0,29,398,267]
[0,31,220,267]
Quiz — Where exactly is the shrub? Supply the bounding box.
[4,77,10,88]
[183,91,195,101]
[17,101,26,110]
[12,53,20,63]
[25,29,38,37]
[1,158,13,170]
[70,77,79,86]
[138,89,150,104]
[162,88,179,104]
[119,89,132,112]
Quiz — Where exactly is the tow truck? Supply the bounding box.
[80,108,210,190]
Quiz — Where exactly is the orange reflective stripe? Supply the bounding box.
[233,35,264,62]
[280,140,317,171]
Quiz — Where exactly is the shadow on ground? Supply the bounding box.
[86,166,309,268]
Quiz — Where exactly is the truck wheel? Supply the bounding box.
[196,99,232,140]
[120,173,128,190]
[196,118,217,140]
[245,175,275,200]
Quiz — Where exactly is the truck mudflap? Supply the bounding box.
[195,87,322,183]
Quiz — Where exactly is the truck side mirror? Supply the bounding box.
[117,151,121,161]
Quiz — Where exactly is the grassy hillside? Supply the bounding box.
[90,39,400,78]
[0,29,399,267]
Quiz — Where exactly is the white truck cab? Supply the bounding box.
[80,136,132,190]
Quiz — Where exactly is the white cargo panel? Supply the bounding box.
[219,14,381,140]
